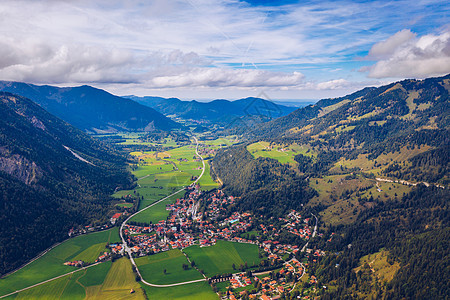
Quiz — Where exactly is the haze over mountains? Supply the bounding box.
[127,95,297,125]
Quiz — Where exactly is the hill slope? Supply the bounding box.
[0,92,133,275]
[0,82,179,133]
[128,95,297,125]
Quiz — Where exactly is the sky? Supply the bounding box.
[0,0,449,101]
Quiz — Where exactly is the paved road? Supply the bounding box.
[120,135,208,287]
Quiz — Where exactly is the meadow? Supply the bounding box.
[247,141,314,165]
[141,281,217,300]
[0,227,119,296]
[135,250,204,285]
[183,240,261,277]
[8,258,146,300]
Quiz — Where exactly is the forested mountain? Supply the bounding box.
[0,81,179,133]
[127,95,297,125]
[212,146,317,217]
[253,74,449,185]
[0,92,133,275]
[213,74,449,298]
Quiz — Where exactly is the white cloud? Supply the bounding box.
[148,68,304,88]
[363,29,450,78]
[0,0,447,98]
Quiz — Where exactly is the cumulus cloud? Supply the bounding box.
[363,29,450,78]
[147,68,304,88]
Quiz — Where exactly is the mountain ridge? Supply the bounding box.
[0,81,179,133]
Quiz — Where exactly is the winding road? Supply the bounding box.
[120,135,208,287]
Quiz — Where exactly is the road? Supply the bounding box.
[301,213,318,252]
[120,135,208,287]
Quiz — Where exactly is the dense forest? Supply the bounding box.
[308,186,449,299]
[212,145,317,217]
[0,92,133,275]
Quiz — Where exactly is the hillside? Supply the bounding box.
[0,92,133,275]
[0,82,179,133]
[127,95,297,125]
[212,74,449,298]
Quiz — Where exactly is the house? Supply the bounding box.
[110,213,122,224]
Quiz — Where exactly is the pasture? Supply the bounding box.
[247,141,314,165]
[0,227,118,296]
[141,281,217,300]
[184,240,261,277]
[135,250,203,285]
[10,258,146,300]
[130,193,181,224]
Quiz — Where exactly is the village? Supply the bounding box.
[62,182,325,300]
[114,184,325,299]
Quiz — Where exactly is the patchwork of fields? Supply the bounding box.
[5,258,146,300]
[0,228,120,296]
[0,136,244,300]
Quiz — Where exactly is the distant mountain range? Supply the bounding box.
[0,92,133,275]
[0,81,179,133]
[126,95,297,125]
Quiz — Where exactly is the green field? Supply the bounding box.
[197,161,219,190]
[141,281,217,300]
[184,240,261,277]
[131,193,181,224]
[247,141,314,165]
[9,258,146,300]
[135,250,204,285]
[0,227,119,296]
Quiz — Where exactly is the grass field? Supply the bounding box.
[131,193,181,224]
[87,258,145,299]
[354,250,400,283]
[141,281,217,300]
[247,141,314,165]
[135,250,203,285]
[197,161,219,190]
[184,240,261,277]
[0,227,119,296]
[308,175,412,225]
[13,258,147,300]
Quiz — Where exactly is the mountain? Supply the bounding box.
[127,95,297,125]
[212,74,449,298]
[0,82,179,133]
[253,75,449,184]
[0,92,133,275]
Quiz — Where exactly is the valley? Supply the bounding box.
[0,74,448,300]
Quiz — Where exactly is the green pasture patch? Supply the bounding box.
[0,228,118,296]
[70,243,107,263]
[135,250,203,285]
[184,240,261,277]
[141,281,217,300]
[131,193,181,225]
[197,161,219,191]
[78,261,112,286]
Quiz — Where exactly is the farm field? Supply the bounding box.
[184,240,261,277]
[0,228,120,296]
[247,141,314,165]
[130,193,181,224]
[141,281,217,300]
[8,258,146,300]
[197,161,219,190]
[135,250,203,285]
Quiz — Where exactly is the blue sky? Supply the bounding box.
[0,0,448,100]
